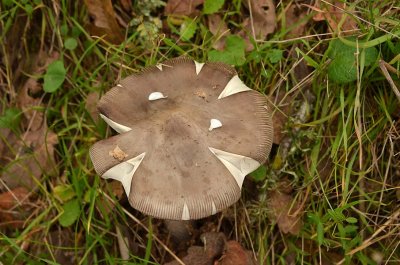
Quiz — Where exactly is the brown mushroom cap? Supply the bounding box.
[90,57,273,220]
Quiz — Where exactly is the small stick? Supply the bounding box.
[379,59,400,103]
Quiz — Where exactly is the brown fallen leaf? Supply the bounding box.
[0,187,32,228]
[1,121,58,190]
[311,0,358,33]
[17,51,59,131]
[285,3,309,38]
[207,14,229,50]
[109,145,128,161]
[165,232,226,265]
[240,0,276,50]
[1,52,59,191]
[164,0,204,16]
[84,0,124,44]
[216,241,256,265]
[267,185,303,235]
[118,0,132,12]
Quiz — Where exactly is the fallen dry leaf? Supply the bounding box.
[17,51,59,131]
[207,14,229,50]
[84,0,124,44]
[267,187,303,235]
[216,241,256,265]
[285,3,309,38]
[165,232,226,265]
[118,0,132,12]
[1,122,58,190]
[165,232,256,265]
[109,145,128,161]
[1,52,59,191]
[164,0,204,16]
[311,0,358,33]
[0,187,32,228]
[240,0,276,50]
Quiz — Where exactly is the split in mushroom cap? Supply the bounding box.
[89,57,273,220]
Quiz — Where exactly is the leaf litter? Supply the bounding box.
[84,0,125,44]
[165,0,204,16]
[0,51,59,227]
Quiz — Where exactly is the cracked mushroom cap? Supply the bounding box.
[89,57,273,220]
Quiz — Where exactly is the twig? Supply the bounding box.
[379,60,400,103]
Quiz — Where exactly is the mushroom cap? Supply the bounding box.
[90,57,273,220]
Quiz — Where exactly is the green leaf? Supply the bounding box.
[53,184,76,203]
[64,37,78,50]
[0,108,22,131]
[328,55,357,84]
[362,47,378,66]
[180,18,197,41]
[163,38,186,54]
[203,0,224,14]
[59,199,80,227]
[208,35,246,66]
[346,217,358,224]
[296,47,319,68]
[43,60,66,93]
[317,221,324,246]
[251,165,267,182]
[327,208,346,223]
[327,37,378,83]
[24,4,33,15]
[343,224,358,235]
[71,26,82,38]
[60,24,69,36]
[266,49,283,64]
[2,0,14,7]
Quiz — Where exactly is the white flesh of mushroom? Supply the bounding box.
[156,64,163,71]
[194,61,205,75]
[100,114,132,133]
[211,201,217,215]
[208,147,260,188]
[182,203,190,220]
[218,75,252,99]
[148,92,168,101]
[102,152,146,197]
[208,118,222,131]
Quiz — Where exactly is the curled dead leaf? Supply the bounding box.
[165,232,226,265]
[164,0,204,16]
[1,123,58,190]
[84,0,124,44]
[267,188,303,235]
[1,51,59,191]
[285,3,309,38]
[311,0,358,33]
[216,241,256,265]
[0,187,32,228]
[207,14,229,50]
[240,0,276,50]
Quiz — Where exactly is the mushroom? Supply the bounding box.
[89,57,273,221]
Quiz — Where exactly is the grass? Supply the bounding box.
[0,0,399,264]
